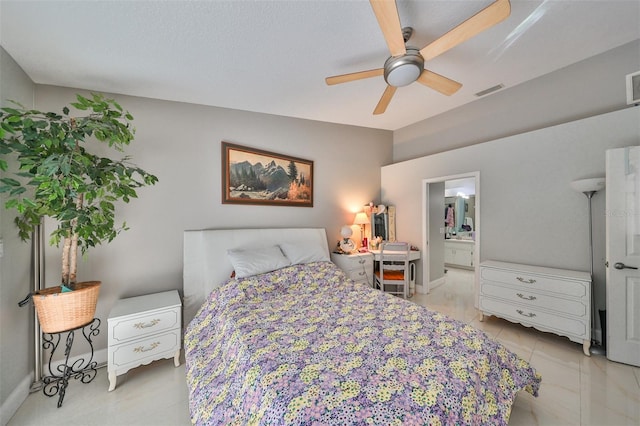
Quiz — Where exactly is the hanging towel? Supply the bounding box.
[446,207,455,228]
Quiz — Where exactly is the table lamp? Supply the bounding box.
[353,212,370,247]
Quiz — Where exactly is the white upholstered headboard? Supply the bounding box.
[183,227,329,324]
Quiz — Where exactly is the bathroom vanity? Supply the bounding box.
[444,239,475,269]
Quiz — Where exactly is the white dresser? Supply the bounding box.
[479,260,591,356]
[330,252,374,287]
[107,290,182,391]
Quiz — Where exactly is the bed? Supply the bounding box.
[183,228,540,425]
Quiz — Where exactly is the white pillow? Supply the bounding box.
[279,241,330,265]
[227,245,291,278]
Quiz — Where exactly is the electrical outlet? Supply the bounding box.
[0,239,3,258]
[440,227,445,234]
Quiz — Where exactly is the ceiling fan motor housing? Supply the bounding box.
[384,47,424,87]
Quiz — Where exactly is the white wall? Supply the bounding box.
[0,47,36,425]
[394,40,640,161]
[382,107,640,320]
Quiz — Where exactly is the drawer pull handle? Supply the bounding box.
[358,271,365,276]
[358,259,366,264]
[516,309,536,318]
[516,293,537,301]
[134,342,160,353]
[134,319,160,329]
[516,277,537,284]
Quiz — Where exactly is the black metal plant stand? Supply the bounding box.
[42,318,100,407]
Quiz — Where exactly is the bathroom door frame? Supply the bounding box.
[421,171,480,301]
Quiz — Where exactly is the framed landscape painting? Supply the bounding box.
[221,142,313,207]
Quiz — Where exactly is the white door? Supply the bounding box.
[606,146,640,367]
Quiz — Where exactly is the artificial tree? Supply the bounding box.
[0,93,158,289]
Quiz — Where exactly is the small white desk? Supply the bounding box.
[368,249,421,262]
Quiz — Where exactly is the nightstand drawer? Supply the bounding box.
[348,268,370,281]
[331,252,374,287]
[110,309,180,343]
[110,330,181,368]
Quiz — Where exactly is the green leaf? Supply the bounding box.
[1,107,23,115]
[1,122,16,134]
[9,187,26,196]
[0,177,21,187]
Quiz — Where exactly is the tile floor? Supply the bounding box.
[8,267,640,425]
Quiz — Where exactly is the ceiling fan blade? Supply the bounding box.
[416,70,462,96]
[370,0,406,57]
[419,0,511,61]
[373,85,397,115]
[325,69,384,86]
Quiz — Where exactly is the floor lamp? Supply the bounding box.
[570,177,606,355]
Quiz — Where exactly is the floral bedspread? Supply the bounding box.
[184,261,540,425]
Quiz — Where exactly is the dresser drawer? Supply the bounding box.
[110,330,181,368]
[480,282,587,317]
[110,308,180,343]
[480,297,588,339]
[481,267,588,298]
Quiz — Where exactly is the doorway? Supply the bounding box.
[421,172,480,297]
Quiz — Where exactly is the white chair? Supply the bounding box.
[374,242,410,298]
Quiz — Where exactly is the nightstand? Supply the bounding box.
[107,290,182,391]
[330,252,374,287]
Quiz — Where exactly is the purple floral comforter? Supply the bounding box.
[184,261,540,425]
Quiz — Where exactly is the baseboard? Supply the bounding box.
[1,373,32,426]
[429,277,446,292]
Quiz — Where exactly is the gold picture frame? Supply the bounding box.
[221,142,313,207]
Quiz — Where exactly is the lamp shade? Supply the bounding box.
[570,177,605,194]
[353,212,370,225]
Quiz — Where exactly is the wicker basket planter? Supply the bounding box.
[33,281,101,333]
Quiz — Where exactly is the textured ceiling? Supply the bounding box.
[1,0,639,131]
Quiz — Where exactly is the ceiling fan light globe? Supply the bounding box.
[386,64,422,87]
[383,48,425,87]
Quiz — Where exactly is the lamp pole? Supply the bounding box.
[584,190,605,355]
[571,177,605,355]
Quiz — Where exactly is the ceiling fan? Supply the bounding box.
[325,0,511,115]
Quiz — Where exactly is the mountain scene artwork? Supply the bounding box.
[222,142,313,207]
